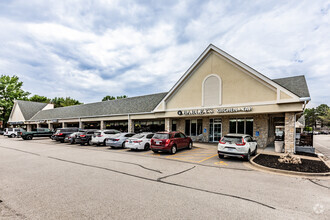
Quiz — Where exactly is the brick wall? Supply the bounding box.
[284,112,295,153]
[253,114,269,148]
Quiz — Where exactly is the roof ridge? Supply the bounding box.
[33,92,168,112]
[16,100,49,105]
[272,75,305,80]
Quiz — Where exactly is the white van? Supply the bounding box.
[4,128,25,138]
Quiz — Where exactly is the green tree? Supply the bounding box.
[316,104,329,127]
[116,95,127,99]
[319,108,330,126]
[0,75,30,127]
[102,95,116,101]
[29,95,51,103]
[51,97,82,108]
[102,95,127,101]
[304,108,317,129]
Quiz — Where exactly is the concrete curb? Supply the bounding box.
[249,154,330,177]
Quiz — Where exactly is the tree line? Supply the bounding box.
[0,75,127,128]
[304,104,329,130]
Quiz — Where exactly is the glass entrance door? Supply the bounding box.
[209,118,222,142]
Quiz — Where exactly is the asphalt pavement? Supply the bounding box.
[0,136,329,219]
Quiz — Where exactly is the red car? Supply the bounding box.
[150,132,193,154]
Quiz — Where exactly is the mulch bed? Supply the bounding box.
[253,154,330,173]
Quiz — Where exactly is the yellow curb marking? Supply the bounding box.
[214,161,228,166]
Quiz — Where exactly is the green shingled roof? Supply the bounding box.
[272,75,310,98]
[30,92,167,121]
[17,100,48,120]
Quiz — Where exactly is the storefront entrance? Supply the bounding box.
[209,118,222,142]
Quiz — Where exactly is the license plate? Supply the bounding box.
[156,141,161,145]
[129,141,132,143]
[227,148,234,152]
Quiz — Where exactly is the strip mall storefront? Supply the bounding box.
[9,45,310,153]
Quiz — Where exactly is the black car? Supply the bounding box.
[53,128,81,143]
[75,130,97,145]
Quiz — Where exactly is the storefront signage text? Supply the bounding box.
[177,107,252,116]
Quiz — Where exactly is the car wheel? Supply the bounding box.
[218,154,224,159]
[10,134,16,138]
[122,142,125,148]
[70,139,74,144]
[170,145,177,154]
[144,143,150,151]
[245,150,251,161]
[88,139,92,145]
[187,141,193,150]
[103,140,107,146]
[26,135,33,140]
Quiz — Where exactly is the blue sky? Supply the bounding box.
[0,0,329,107]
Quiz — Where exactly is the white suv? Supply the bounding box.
[91,129,121,146]
[218,134,257,160]
[125,133,154,151]
[4,128,25,138]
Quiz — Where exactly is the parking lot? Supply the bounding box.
[20,136,247,170]
[0,135,329,219]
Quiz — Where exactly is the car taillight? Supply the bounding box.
[219,137,226,144]
[133,140,142,143]
[114,139,119,141]
[80,135,86,137]
[151,139,154,144]
[97,135,103,137]
[165,139,171,145]
[58,133,63,136]
[236,138,246,146]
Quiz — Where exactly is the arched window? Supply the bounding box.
[202,74,221,106]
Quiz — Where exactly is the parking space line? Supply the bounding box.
[196,154,218,163]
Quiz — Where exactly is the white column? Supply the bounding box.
[37,123,41,128]
[62,122,67,128]
[27,124,32,132]
[100,120,105,130]
[128,119,134,133]
[165,118,171,132]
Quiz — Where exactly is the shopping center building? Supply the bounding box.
[8,44,311,152]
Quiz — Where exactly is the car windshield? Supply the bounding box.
[222,136,243,144]
[94,132,101,136]
[131,134,144,139]
[153,133,170,139]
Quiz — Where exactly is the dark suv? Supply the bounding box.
[53,128,81,143]
[75,130,97,145]
[150,132,193,154]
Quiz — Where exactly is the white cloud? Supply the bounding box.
[0,0,328,107]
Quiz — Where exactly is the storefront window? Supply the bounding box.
[229,119,236,133]
[134,120,164,133]
[172,120,177,131]
[229,118,253,136]
[185,119,203,136]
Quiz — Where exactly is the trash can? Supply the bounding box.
[274,141,284,153]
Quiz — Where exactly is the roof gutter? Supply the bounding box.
[299,97,311,102]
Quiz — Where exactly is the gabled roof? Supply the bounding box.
[16,100,48,120]
[29,92,167,121]
[157,44,308,107]
[272,75,310,98]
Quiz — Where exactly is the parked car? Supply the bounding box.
[20,128,53,140]
[105,133,135,148]
[150,132,193,154]
[53,128,81,143]
[64,131,86,144]
[4,128,26,138]
[91,129,121,146]
[75,130,97,145]
[217,134,257,161]
[125,133,154,151]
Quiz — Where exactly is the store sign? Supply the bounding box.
[9,121,24,125]
[177,107,252,116]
